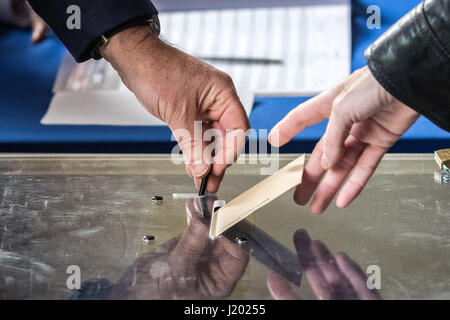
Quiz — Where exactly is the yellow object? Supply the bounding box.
[434,149,450,170]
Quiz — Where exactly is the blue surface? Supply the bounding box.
[0,0,448,153]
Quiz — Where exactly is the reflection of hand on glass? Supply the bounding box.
[108,196,248,299]
[267,230,381,300]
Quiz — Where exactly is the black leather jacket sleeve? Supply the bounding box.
[365,0,450,132]
[27,0,158,62]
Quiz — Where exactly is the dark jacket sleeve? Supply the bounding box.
[27,0,158,62]
[365,0,450,132]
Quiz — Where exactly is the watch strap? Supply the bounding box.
[90,13,160,60]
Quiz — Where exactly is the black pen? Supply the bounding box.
[198,171,212,196]
[200,57,283,65]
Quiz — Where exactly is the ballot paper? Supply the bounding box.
[209,154,305,237]
[42,2,350,126]
[159,4,351,96]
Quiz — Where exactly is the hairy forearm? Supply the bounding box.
[101,26,159,89]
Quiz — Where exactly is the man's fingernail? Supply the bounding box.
[321,154,329,170]
[191,163,209,178]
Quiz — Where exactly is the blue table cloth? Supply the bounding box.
[0,0,448,153]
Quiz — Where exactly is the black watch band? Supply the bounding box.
[90,13,160,60]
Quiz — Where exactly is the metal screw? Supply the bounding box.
[152,196,163,204]
[143,235,155,243]
[235,236,248,245]
[443,164,450,174]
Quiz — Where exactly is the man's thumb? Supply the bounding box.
[172,121,211,178]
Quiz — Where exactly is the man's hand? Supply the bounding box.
[102,26,250,193]
[268,66,419,214]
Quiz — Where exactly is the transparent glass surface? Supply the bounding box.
[0,154,448,299]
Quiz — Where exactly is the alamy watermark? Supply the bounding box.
[66,265,81,290]
[66,5,81,30]
[170,121,280,175]
[367,5,381,30]
[367,264,381,290]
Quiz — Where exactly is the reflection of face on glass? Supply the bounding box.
[108,196,249,300]
[267,230,381,300]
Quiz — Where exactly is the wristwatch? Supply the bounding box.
[90,13,161,60]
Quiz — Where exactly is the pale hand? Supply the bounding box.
[269,66,419,214]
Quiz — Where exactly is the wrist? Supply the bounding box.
[102,26,150,59]
[101,26,162,82]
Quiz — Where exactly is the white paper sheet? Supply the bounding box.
[41,90,166,126]
[159,4,351,95]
